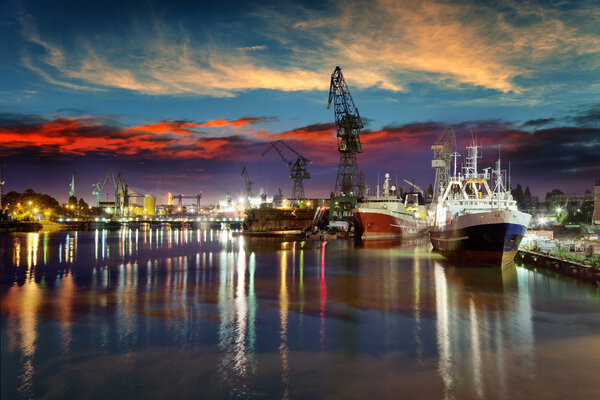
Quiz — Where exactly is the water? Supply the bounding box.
[1,229,599,400]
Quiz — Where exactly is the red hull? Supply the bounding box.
[354,211,428,238]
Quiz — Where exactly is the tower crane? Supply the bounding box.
[261,140,312,200]
[328,66,363,197]
[431,127,456,201]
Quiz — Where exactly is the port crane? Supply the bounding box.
[241,166,254,202]
[431,127,456,202]
[261,140,312,200]
[92,170,129,215]
[328,66,363,198]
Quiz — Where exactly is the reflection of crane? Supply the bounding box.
[328,66,363,197]
[261,140,312,200]
[431,127,456,201]
[241,166,254,200]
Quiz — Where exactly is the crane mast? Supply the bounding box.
[261,140,311,200]
[328,66,363,197]
[431,127,456,202]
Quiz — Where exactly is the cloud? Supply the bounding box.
[18,1,600,96]
[0,113,269,160]
[522,118,556,127]
[568,104,600,127]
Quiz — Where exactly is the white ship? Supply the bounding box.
[430,141,531,266]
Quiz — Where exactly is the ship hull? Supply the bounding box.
[353,209,429,239]
[430,211,529,266]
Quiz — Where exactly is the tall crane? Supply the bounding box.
[261,140,312,200]
[328,66,363,197]
[69,169,76,198]
[431,127,456,201]
[241,166,254,201]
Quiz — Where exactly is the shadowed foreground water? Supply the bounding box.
[1,229,599,399]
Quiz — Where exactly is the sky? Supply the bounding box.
[0,0,599,205]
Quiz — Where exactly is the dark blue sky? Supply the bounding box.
[1,0,599,204]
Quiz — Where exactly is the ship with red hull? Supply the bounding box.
[353,173,429,239]
[430,141,531,266]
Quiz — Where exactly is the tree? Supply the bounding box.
[511,184,525,208]
[545,188,564,212]
[545,188,563,201]
[78,198,89,216]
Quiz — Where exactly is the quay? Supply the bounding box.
[517,248,600,286]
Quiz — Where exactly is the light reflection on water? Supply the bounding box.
[1,229,599,400]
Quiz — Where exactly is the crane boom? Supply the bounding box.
[403,179,424,196]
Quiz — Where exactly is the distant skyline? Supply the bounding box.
[1,0,599,204]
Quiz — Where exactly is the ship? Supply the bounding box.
[352,173,429,239]
[430,141,531,266]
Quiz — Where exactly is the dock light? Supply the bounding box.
[539,217,546,225]
[33,208,38,213]
[556,207,563,213]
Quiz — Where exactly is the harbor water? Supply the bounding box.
[1,229,599,399]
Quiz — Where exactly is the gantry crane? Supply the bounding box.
[328,66,363,197]
[261,140,312,200]
[431,127,456,201]
[168,193,202,209]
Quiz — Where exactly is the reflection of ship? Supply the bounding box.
[353,173,429,239]
[430,141,531,266]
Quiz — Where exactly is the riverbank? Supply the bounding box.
[0,221,42,233]
[517,249,600,286]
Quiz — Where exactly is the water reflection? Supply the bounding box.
[432,261,536,400]
[1,231,598,399]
